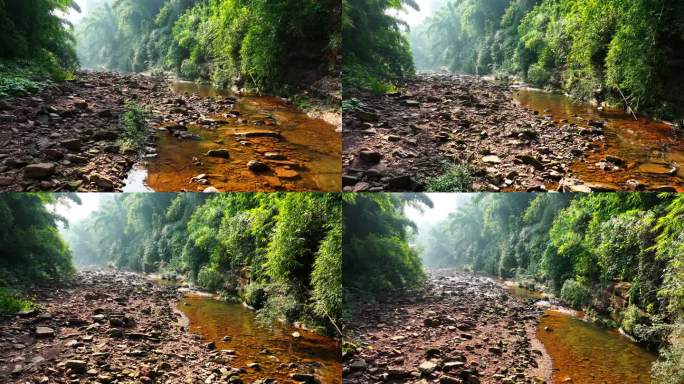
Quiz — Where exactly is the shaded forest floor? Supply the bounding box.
[342,73,606,192]
[343,271,552,384]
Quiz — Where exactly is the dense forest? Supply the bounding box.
[410,193,684,383]
[344,0,684,119]
[0,193,342,334]
[0,0,339,98]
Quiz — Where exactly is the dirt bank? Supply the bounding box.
[342,72,606,192]
[343,271,553,384]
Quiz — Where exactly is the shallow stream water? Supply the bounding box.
[505,284,657,383]
[513,89,683,191]
[124,82,341,192]
[177,294,342,384]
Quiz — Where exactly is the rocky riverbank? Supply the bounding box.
[0,270,321,383]
[343,271,552,384]
[342,72,606,192]
[0,71,341,192]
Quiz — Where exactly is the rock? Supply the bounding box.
[65,154,88,164]
[206,149,230,158]
[516,155,544,170]
[35,326,55,338]
[24,163,56,179]
[348,359,367,372]
[388,175,412,190]
[238,130,280,138]
[342,175,358,187]
[203,187,220,193]
[290,373,316,383]
[604,155,625,166]
[248,160,269,172]
[61,138,82,151]
[291,331,301,338]
[206,341,216,350]
[482,155,502,164]
[264,152,285,160]
[440,376,462,384]
[89,173,115,190]
[419,361,438,375]
[65,360,88,373]
[359,150,382,164]
[404,100,421,107]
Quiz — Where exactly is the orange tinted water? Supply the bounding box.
[177,294,341,384]
[513,89,684,191]
[537,310,656,384]
[125,82,341,192]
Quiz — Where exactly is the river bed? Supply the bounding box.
[177,293,342,384]
[513,89,683,191]
[124,82,341,192]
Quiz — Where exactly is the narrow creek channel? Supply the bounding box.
[176,293,342,384]
[513,89,684,191]
[505,284,657,384]
[124,82,341,192]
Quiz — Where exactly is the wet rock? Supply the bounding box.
[290,373,316,383]
[248,160,269,172]
[604,155,625,166]
[440,376,462,384]
[275,169,299,179]
[24,163,56,179]
[206,149,230,158]
[204,186,220,193]
[264,152,285,160]
[292,331,301,338]
[342,175,359,186]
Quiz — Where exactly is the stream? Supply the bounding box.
[513,89,684,191]
[177,293,342,384]
[506,284,657,383]
[124,82,341,192]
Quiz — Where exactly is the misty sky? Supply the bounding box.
[53,194,102,224]
[405,193,468,228]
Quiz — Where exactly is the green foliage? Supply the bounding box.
[343,193,432,298]
[76,0,339,92]
[0,0,79,86]
[0,193,78,285]
[117,103,149,152]
[426,164,474,192]
[197,265,224,291]
[652,318,684,384]
[62,193,342,331]
[412,0,684,118]
[0,287,35,315]
[342,0,418,91]
[560,278,592,308]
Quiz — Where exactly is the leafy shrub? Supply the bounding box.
[622,304,644,335]
[426,165,474,192]
[257,283,301,324]
[196,265,224,292]
[117,103,149,152]
[652,319,684,384]
[243,281,267,310]
[527,63,551,87]
[0,287,34,315]
[560,279,592,308]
